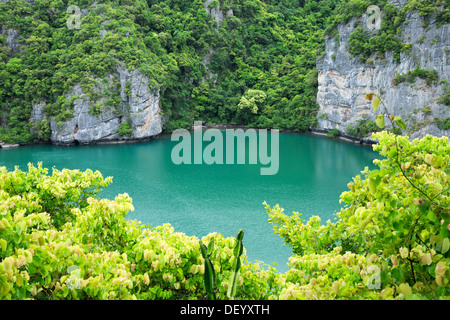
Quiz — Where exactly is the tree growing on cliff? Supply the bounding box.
[236,89,267,123]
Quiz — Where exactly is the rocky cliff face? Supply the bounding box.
[204,0,233,28]
[32,64,162,145]
[24,0,229,146]
[316,1,450,140]
[1,27,20,55]
[0,0,163,146]
[201,0,233,83]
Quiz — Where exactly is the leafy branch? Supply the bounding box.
[366,92,449,284]
[366,92,441,204]
[199,229,245,300]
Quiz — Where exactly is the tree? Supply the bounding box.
[236,89,266,123]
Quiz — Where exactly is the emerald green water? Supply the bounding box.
[0,132,379,273]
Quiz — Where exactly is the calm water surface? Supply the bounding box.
[0,132,380,273]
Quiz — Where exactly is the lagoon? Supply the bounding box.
[0,132,380,273]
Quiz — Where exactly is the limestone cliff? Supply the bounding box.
[202,0,234,83]
[19,3,164,146]
[24,0,229,146]
[316,1,450,141]
[32,64,162,145]
[204,0,233,28]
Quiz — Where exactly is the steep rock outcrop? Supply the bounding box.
[0,27,20,55]
[1,0,162,145]
[201,1,234,83]
[33,64,162,145]
[204,0,233,28]
[316,3,450,140]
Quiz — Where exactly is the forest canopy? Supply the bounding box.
[0,0,343,143]
[0,0,448,144]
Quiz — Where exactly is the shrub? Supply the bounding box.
[422,108,433,115]
[393,67,439,86]
[326,128,340,137]
[435,117,450,130]
[118,120,133,137]
[438,87,450,106]
[267,131,450,299]
[1,130,449,300]
[345,118,381,138]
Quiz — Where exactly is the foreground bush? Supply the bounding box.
[0,131,449,300]
[0,164,281,300]
[267,131,449,299]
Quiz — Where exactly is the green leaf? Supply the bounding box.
[228,230,245,299]
[368,169,380,179]
[0,239,6,252]
[177,268,184,279]
[204,259,216,300]
[372,96,381,111]
[199,241,207,259]
[376,114,385,129]
[13,232,22,245]
[391,268,404,282]
[393,221,403,232]
[368,178,377,194]
[15,225,22,236]
[0,282,11,297]
[398,283,412,296]
[442,238,450,254]
[233,230,244,258]
[199,240,216,300]
[395,119,406,130]
[207,239,214,256]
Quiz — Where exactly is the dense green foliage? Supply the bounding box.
[1,129,448,300]
[405,0,450,28]
[267,131,450,299]
[329,0,449,63]
[347,1,408,63]
[393,67,440,86]
[0,0,176,143]
[0,0,448,143]
[0,0,346,144]
[435,117,450,130]
[158,0,336,132]
[345,116,381,138]
[326,128,339,137]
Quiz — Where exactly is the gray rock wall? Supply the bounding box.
[202,0,233,83]
[0,27,20,55]
[316,3,450,140]
[33,64,162,145]
[1,0,164,146]
[204,0,233,27]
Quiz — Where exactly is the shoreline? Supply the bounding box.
[199,124,377,146]
[0,133,167,149]
[308,128,377,146]
[1,124,377,149]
